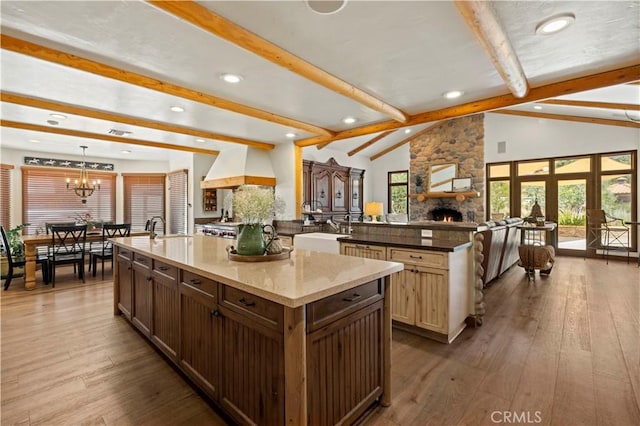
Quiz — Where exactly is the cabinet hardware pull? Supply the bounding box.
[211,309,221,317]
[355,244,369,249]
[190,279,201,285]
[158,266,169,271]
[238,298,256,307]
[343,293,361,302]
[409,255,423,259]
[146,276,152,281]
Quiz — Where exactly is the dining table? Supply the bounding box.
[21,230,148,290]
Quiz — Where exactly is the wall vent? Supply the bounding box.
[108,129,133,137]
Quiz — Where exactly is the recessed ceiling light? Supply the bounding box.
[443,90,464,99]
[46,119,59,126]
[404,129,412,134]
[49,113,67,120]
[533,105,543,110]
[285,132,297,138]
[121,150,131,154]
[342,116,357,124]
[195,138,206,143]
[29,139,40,143]
[306,0,348,15]
[535,13,575,35]
[220,73,243,84]
[170,106,185,112]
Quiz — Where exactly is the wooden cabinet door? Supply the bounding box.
[152,273,179,361]
[307,300,384,425]
[312,169,331,210]
[340,242,386,260]
[179,282,219,400]
[219,307,284,426]
[391,267,416,325]
[350,173,363,213]
[116,257,132,319]
[132,262,152,336]
[414,266,448,333]
[332,171,348,212]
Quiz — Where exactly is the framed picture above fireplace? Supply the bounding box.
[452,177,472,192]
[428,163,456,192]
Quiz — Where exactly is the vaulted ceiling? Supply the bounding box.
[1,1,638,162]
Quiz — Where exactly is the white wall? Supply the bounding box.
[369,144,410,214]
[485,113,640,162]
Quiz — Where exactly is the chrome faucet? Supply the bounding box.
[148,216,165,239]
[343,212,352,234]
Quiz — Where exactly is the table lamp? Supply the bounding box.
[364,202,383,223]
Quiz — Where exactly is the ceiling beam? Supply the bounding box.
[296,64,640,147]
[540,99,640,111]
[149,0,409,124]
[0,34,333,137]
[348,131,395,157]
[369,122,442,161]
[491,110,640,128]
[0,120,221,155]
[1,92,275,151]
[454,1,528,98]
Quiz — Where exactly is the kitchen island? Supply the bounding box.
[112,235,403,426]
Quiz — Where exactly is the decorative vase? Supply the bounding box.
[236,223,267,256]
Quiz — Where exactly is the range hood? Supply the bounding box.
[201,146,276,189]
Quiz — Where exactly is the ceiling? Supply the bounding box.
[1,0,638,162]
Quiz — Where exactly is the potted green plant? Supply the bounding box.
[1,224,29,276]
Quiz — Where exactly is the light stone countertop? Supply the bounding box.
[112,235,403,308]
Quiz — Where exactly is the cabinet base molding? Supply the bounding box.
[392,320,466,344]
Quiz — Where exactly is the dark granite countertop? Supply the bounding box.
[350,221,481,232]
[337,235,472,252]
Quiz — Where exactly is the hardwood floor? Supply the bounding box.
[2,258,639,425]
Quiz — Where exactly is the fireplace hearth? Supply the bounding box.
[429,207,463,222]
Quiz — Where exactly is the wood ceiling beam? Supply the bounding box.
[296,64,640,147]
[348,131,395,157]
[491,110,640,128]
[540,99,640,111]
[369,122,442,161]
[1,92,275,151]
[0,34,333,137]
[455,1,528,98]
[149,0,409,124]
[0,120,220,155]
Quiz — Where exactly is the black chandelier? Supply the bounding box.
[66,145,100,204]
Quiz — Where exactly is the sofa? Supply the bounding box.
[477,217,523,287]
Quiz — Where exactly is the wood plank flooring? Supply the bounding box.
[2,258,639,425]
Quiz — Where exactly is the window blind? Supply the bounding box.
[22,166,115,235]
[168,169,187,235]
[123,174,166,232]
[0,164,14,230]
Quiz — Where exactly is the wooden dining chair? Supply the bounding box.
[47,224,87,287]
[89,224,131,279]
[1,226,49,290]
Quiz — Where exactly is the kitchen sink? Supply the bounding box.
[293,232,349,254]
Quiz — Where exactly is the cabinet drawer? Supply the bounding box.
[387,248,448,269]
[220,285,283,331]
[307,279,383,332]
[117,247,132,260]
[182,270,217,298]
[133,253,151,268]
[153,260,178,281]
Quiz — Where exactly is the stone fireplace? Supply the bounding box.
[409,114,485,222]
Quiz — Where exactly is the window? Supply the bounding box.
[22,166,115,235]
[0,164,13,230]
[487,163,511,220]
[123,174,166,232]
[168,169,187,235]
[388,171,408,214]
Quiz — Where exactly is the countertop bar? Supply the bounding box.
[338,235,472,252]
[112,235,403,308]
